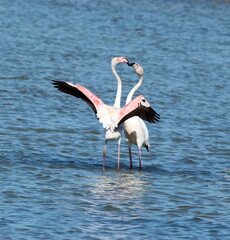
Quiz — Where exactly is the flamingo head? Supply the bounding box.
[111,56,129,66]
[132,63,144,76]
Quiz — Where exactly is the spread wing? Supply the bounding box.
[118,95,160,125]
[52,80,104,114]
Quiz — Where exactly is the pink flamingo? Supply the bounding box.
[124,63,160,170]
[54,57,128,169]
[52,62,160,170]
[53,57,129,169]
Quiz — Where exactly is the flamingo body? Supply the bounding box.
[124,116,149,149]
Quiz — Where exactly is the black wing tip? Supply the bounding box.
[52,80,60,84]
[149,107,160,123]
[52,81,72,92]
[52,80,62,88]
[52,80,64,83]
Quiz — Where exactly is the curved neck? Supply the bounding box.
[112,63,122,108]
[126,75,143,104]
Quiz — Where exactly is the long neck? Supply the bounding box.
[126,75,143,104]
[112,63,122,108]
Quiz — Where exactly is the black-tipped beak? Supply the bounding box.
[127,61,135,66]
[125,57,135,66]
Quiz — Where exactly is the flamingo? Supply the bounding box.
[124,63,160,170]
[52,62,160,170]
[54,57,128,169]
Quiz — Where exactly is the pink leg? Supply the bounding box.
[138,147,142,170]
[128,146,133,169]
[117,143,120,170]
[103,140,107,170]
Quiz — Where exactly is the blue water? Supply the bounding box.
[1,0,230,239]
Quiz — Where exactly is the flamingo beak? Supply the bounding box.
[126,60,135,66]
[123,57,130,65]
[124,57,135,66]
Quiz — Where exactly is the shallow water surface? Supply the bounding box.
[0,0,230,239]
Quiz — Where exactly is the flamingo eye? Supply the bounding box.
[142,99,146,103]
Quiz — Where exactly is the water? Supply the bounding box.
[1,0,230,239]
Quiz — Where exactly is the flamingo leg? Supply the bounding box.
[103,140,107,170]
[117,138,121,170]
[138,147,142,170]
[128,146,133,169]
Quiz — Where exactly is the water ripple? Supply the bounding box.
[1,0,230,239]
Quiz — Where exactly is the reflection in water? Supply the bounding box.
[77,171,155,238]
[93,172,150,202]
